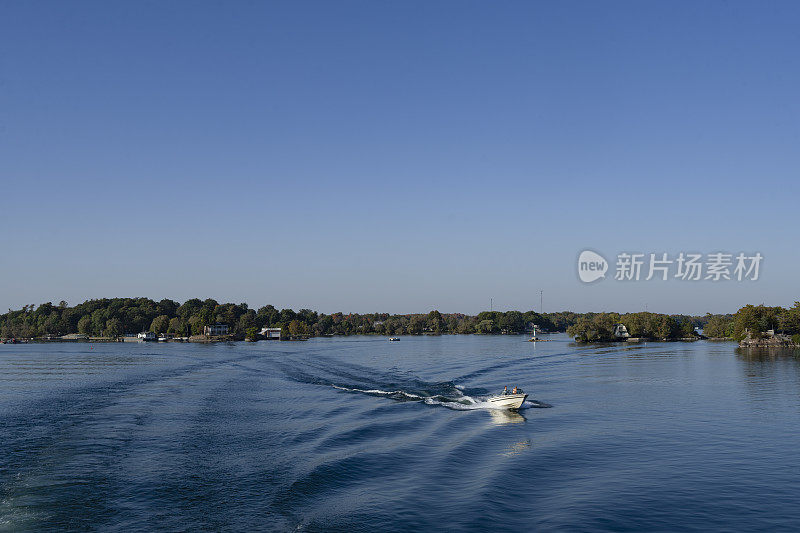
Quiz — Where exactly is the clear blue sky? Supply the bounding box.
[2,1,799,315]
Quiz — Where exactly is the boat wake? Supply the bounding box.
[278,356,551,411]
[331,383,483,409]
[331,385,425,402]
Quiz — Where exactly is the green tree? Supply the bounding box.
[298,308,318,326]
[288,319,308,337]
[498,311,525,333]
[188,315,205,335]
[621,313,649,337]
[567,313,620,342]
[150,315,171,334]
[280,309,297,324]
[90,309,107,336]
[426,310,444,333]
[475,319,494,334]
[457,317,477,334]
[257,305,280,327]
[77,315,92,335]
[167,317,183,335]
[104,318,122,338]
[232,310,256,336]
[408,315,426,334]
[733,305,783,340]
[654,315,680,340]
[177,299,203,321]
[157,299,180,317]
[704,314,733,338]
[678,317,696,338]
[779,302,800,335]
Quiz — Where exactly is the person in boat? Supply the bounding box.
[512,386,518,394]
[502,386,508,395]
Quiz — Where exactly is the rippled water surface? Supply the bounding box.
[3,335,800,531]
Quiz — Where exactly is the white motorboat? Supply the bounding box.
[388,337,400,341]
[486,392,527,410]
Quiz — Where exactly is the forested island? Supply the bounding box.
[0,298,798,344]
[566,303,800,345]
[0,298,575,340]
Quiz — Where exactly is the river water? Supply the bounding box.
[2,335,800,531]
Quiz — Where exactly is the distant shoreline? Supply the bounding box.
[2,298,798,346]
[2,331,560,344]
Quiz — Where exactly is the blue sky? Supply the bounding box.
[2,1,799,315]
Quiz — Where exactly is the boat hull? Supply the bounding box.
[486,393,527,410]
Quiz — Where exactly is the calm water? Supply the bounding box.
[3,335,800,531]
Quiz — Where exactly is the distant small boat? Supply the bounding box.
[158,336,168,342]
[388,337,400,341]
[486,390,527,410]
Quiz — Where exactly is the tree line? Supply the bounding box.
[0,298,578,340]
[701,302,800,343]
[2,297,796,342]
[566,302,800,343]
[566,312,699,342]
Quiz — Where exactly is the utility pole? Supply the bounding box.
[540,290,543,314]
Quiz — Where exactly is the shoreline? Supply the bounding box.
[1,332,561,344]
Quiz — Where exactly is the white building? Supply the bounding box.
[204,324,229,336]
[259,327,281,339]
[137,331,157,341]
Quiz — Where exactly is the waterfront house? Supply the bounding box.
[204,324,229,336]
[259,327,281,339]
[137,331,157,341]
[613,323,630,339]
